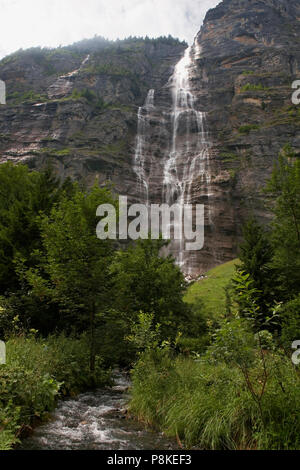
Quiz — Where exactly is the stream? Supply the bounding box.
[19,372,177,450]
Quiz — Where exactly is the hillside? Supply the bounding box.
[184,259,239,318]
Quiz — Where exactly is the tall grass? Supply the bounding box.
[129,350,300,450]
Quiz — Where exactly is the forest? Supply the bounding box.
[0,143,299,450]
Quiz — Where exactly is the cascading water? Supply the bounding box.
[133,44,212,276]
[134,89,155,205]
[19,372,176,450]
[163,46,212,273]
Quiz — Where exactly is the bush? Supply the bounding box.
[0,334,110,449]
[280,295,300,349]
[129,320,300,450]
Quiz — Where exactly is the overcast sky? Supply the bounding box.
[0,0,221,59]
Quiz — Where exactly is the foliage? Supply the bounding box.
[176,297,211,354]
[265,145,300,297]
[94,309,136,367]
[7,91,47,104]
[110,239,188,340]
[208,317,257,368]
[82,64,133,77]
[24,184,117,373]
[66,34,186,54]
[238,218,274,292]
[71,88,109,110]
[72,88,97,102]
[230,270,280,333]
[0,163,64,294]
[130,323,300,450]
[0,334,110,450]
[127,312,161,353]
[232,219,276,329]
[279,294,300,350]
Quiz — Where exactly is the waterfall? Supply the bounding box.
[133,89,155,205]
[133,45,212,276]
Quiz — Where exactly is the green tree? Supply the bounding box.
[236,218,275,319]
[110,239,188,339]
[26,184,117,374]
[279,294,300,349]
[265,145,300,297]
[0,163,62,293]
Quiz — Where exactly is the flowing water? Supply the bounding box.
[133,45,212,276]
[19,372,177,450]
[134,89,155,204]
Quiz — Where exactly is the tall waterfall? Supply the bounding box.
[133,45,212,276]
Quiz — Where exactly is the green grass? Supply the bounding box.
[130,347,300,449]
[184,259,239,319]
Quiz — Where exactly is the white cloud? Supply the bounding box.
[0,0,221,59]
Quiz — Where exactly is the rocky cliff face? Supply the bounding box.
[0,0,299,276]
[0,37,186,193]
[188,0,300,274]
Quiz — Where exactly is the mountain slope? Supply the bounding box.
[0,37,185,192]
[0,0,299,275]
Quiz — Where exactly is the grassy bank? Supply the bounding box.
[0,334,110,450]
[129,348,300,450]
[184,259,239,319]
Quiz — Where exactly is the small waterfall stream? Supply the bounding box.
[133,44,212,275]
[134,89,155,205]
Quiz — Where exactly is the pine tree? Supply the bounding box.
[265,145,300,298]
[0,163,61,293]
[234,217,275,328]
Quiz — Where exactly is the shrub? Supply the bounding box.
[280,295,300,349]
[130,320,300,450]
[0,334,110,449]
